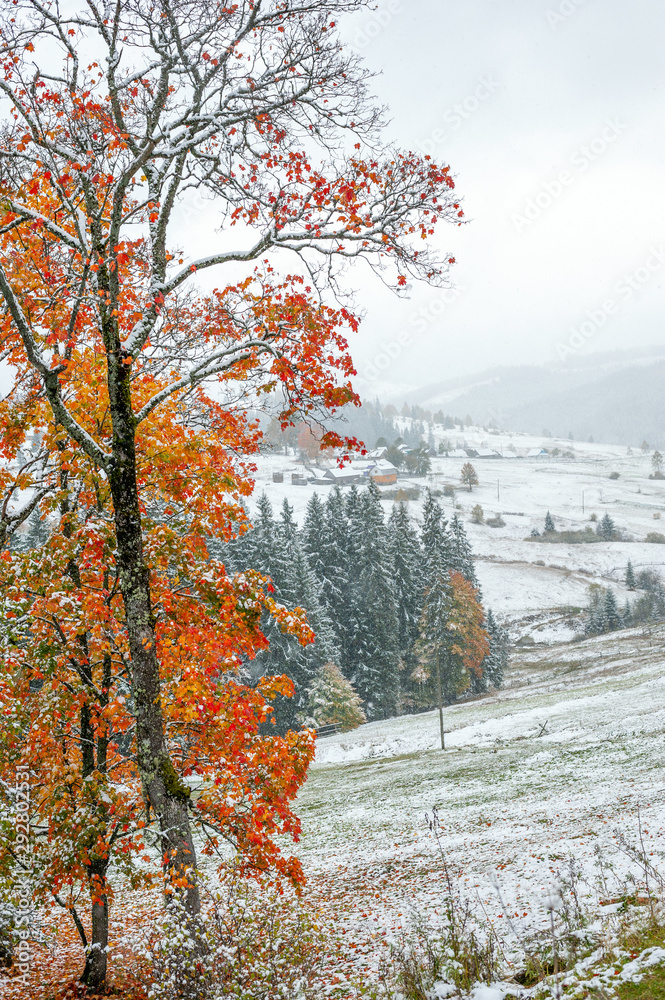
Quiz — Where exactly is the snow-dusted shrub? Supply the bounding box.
[485,514,505,528]
[144,877,328,1000]
[302,662,366,732]
[470,504,484,524]
[0,899,16,969]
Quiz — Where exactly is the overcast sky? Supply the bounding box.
[2,1,663,402]
[334,0,665,394]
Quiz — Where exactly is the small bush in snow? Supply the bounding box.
[470,505,484,524]
[143,876,328,1000]
[302,662,366,732]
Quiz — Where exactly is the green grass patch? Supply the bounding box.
[616,924,665,999]
[619,965,665,999]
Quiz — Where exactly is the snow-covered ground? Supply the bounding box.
[248,432,664,641]
[294,625,665,988]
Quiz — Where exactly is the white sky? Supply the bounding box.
[2,1,663,401]
[335,0,665,390]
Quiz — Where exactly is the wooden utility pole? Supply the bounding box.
[436,658,445,749]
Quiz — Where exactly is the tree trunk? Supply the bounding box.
[436,656,445,750]
[80,860,109,990]
[107,352,200,914]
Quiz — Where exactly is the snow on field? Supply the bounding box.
[248,439,665,637]
[295,626,665,977]
[244,433,665,979]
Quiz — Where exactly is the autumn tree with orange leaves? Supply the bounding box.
[417,569,489,749]
[0,0,463,990]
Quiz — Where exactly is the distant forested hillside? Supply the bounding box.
[401,349,665,447]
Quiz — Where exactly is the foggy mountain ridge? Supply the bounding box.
[387,348,665,447]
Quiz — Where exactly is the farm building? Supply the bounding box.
[364,459,398,485]
[306,466,329,485]
[321,466,361,486]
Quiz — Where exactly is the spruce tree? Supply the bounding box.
[388,501,423,662]
[421,489,452,592]
[585,586,605,635]
[346,482,400,719]
[320,486,351,659]
[231,495,342,731]
[271,531,340,731]
[301,493,327,580]
[483,609,508,689]
[8,508,44,552]
[245,495,294,695]
[597,513,616,541]
[278,497,298,546]
[544,511,555,533]
[625,560,636,590]
[603,589,621,630]
[416,550,459,708]
[449,513,479,589]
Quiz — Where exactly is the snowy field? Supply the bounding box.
[249,429,665,642]
[294,624,665,990]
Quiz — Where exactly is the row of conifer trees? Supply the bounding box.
[586,563,665,635]
[212,482,508,731]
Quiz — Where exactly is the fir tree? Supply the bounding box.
[585,585,605,635]
[303,663,366,732]
[11,508,49,551]
[245,495,296,704]
[320,486,352,658]
[603,589,621,630]
[483,610,508,690]
[388,501,423,661]
[625,560,636,590]
[421,489,452,592]
[417,556,465,707]
[227,495,324,731]
[239,492,283,579]
[544,511,555,533]
[449,513,479,589]
[416,566,488,746]
[346,482,400,720]
[597,513,616,541]
[301,493,327,580]
[278,497,298,546]
[272,534,341,731]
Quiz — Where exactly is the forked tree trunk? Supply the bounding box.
[107,350,200,915]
